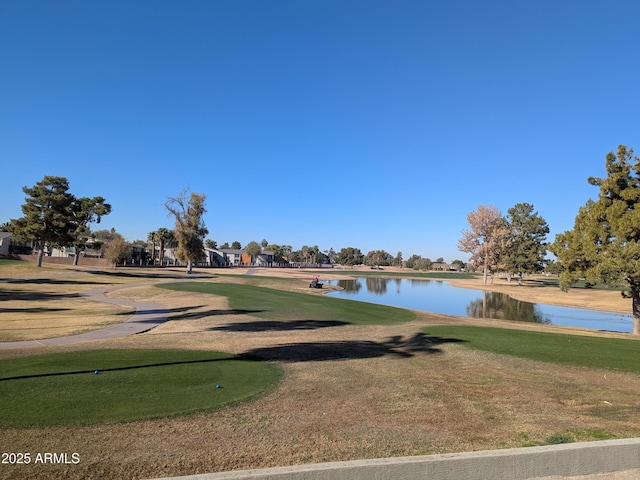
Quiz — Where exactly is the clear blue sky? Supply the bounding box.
[1,0,638,262]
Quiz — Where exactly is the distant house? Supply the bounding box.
[0,232,12,256]
[255,250,275,266]
[203,247,227,266]
[203,248,285,267]
[48,245,76,258]
[431,262,453,271]
[205,248,246,267]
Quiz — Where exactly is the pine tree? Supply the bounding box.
[11,176,75,267]
[550,145,640,334]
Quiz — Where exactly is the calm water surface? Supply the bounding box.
[325,278,633,333]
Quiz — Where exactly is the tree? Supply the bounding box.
[336,247,364,266]
[458,204,509,285]
[11,176,75,267]
[231,241,241,250]
[244,240,262,264]
[451,259,466,271]
[365,249,393,266]
[165,190,208,274]
[502,203,549,283]
[297,245,320,265]
[550,145,640,334]
[308,245,320,265]
[265,243,292,258]
[405,254,429,270]
[147,230,159,264]
[69,196,111,266]
[105,236,131,267]
[155,227,174,266]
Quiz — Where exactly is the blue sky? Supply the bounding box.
[1,1,638,262]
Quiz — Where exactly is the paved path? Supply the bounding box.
[0,281,182,350]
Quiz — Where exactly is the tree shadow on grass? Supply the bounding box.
[211,319,349,332]
[107,305,263,320]
[87,270,215,280]
[238,333,466,362]
[0,290,80,302]
[0,357,235,382]
[166,307,266,321]
[6,278,113,286]
[0,307,71,313]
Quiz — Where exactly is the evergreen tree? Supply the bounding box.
[11,176,75,267]
[503,203,549,282]
[69,196,111,266]
[550,145,640,334]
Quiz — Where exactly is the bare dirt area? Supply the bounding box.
[1,266,640,480]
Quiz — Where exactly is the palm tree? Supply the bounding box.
[147,230,158,265]
[155,228,174,266]
[300,245,310,266]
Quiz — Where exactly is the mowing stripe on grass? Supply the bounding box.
[423,325,640,373]
[157,282,415,325]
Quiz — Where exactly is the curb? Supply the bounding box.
[150,438,640,480]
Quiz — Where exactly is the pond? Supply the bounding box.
[324,278,633,333]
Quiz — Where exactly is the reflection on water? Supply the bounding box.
[465,291,551,324]
[326,278,632,333]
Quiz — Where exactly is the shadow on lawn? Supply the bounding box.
[0,289,80,302]
[211,319,349,332]
[107,306,264,321]
[87,270,216,280]
[5,278,113,286]
[0,357,235,382]
[239,333,466,362]
[167,307,266,320]
[0,307,71,313]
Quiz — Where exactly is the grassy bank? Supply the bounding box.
[157,281,416,325]
[424,325,640,373]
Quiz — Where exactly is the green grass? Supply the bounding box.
[0,349,281,427]
[423,325,640,373]
[158,282,416,324]
[0,259,25,267]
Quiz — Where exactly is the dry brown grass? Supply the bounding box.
[0,266,216,341]
[1,266,640,480]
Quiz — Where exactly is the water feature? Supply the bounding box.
[324,278,633,333]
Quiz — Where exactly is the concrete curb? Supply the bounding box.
[150,438,640,480]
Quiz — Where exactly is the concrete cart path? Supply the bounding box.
[0,282,180,350]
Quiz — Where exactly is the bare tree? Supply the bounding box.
[165,190,208,274]
[458,204,509,285]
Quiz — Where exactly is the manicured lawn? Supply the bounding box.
[158,282,416,325]
[424,325,640,373]
[0,349,281,427]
